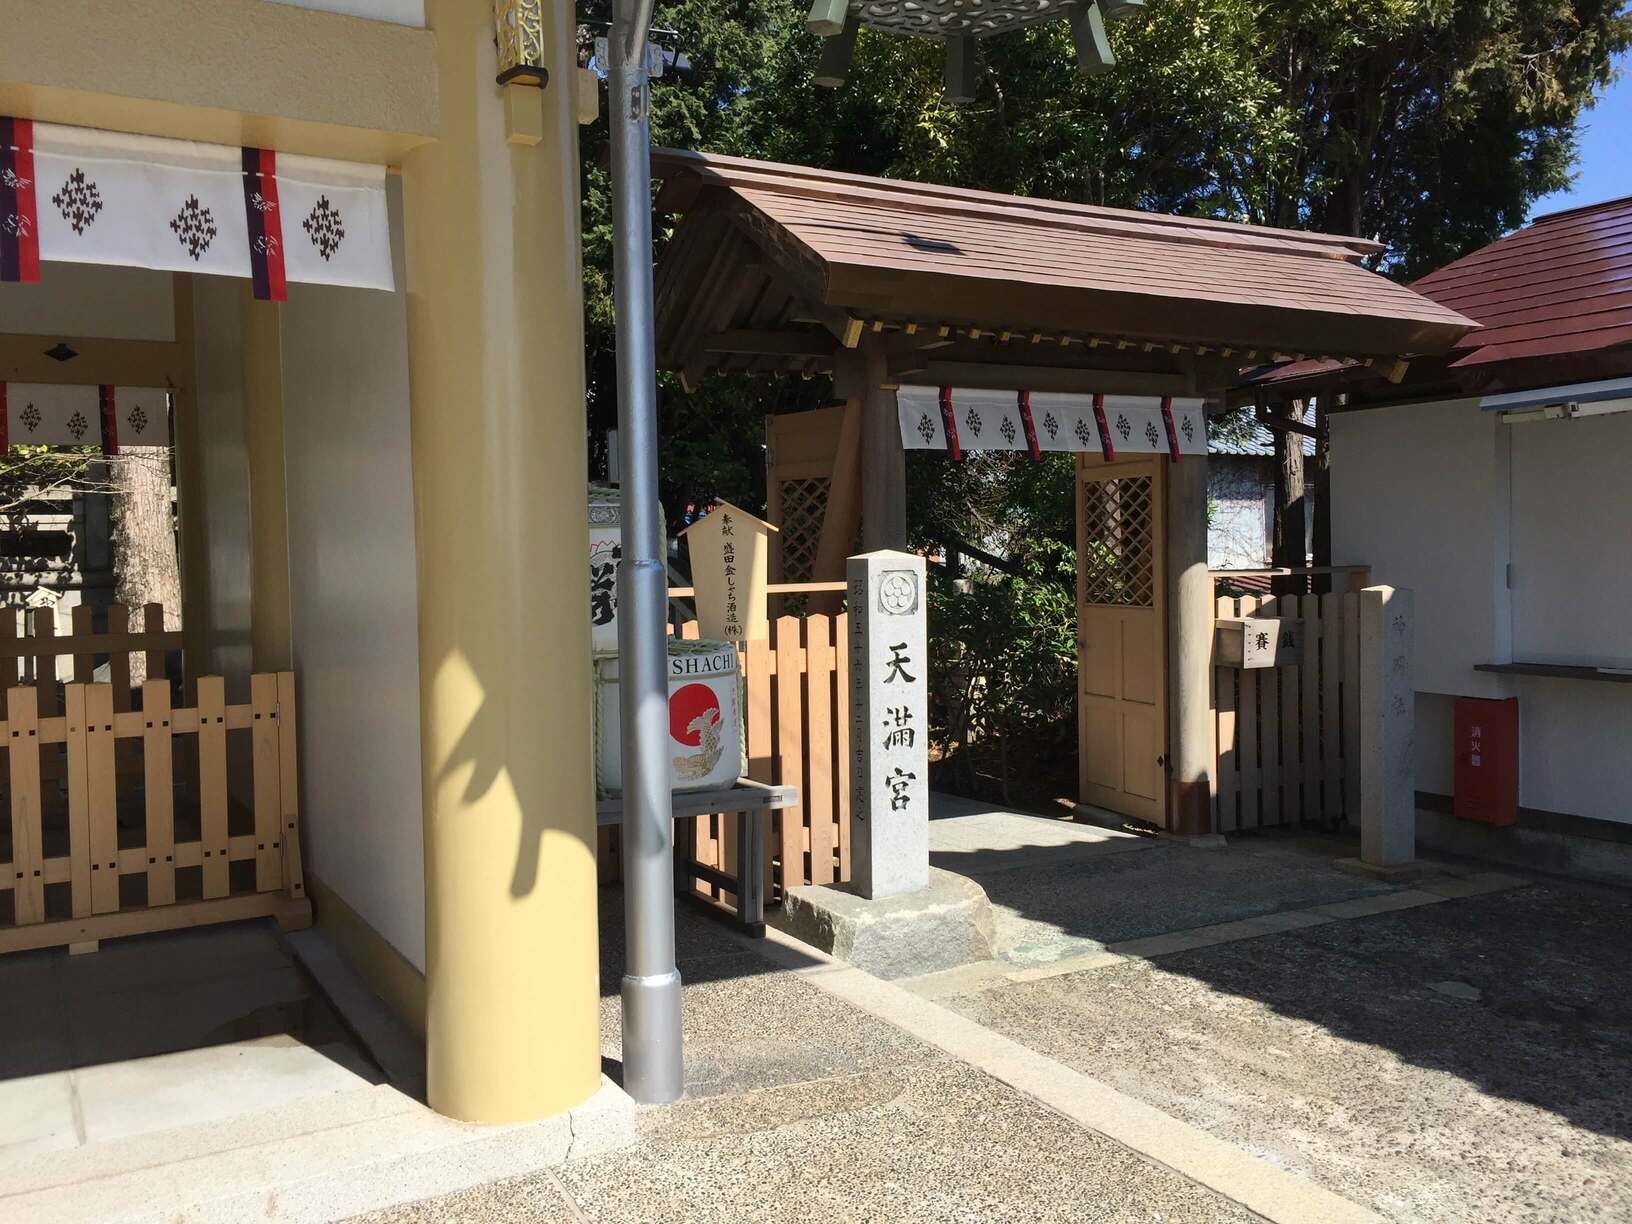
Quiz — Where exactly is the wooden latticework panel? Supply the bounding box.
[1080,476,1155,607]
[775,476,829,584]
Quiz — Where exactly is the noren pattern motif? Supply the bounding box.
[20,403,40,433]
[916,413,936,444]
[127,404,149,435]
[52,169,103,235]
[1181,415,1195,443]
[1115,412,1132,441]
[963,406,983,438]
[303,195,345,261]
[1043,411,1059,440]
[1144,421,1160,448]
[999,416,1017,445]
[170,195,217,261]
[1073,417,1092,448]
[66,410,88,441]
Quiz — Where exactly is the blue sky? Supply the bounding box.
[1529,52,1632,216]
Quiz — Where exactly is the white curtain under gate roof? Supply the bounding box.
[4,120,392,293]
[898,387,1208,457]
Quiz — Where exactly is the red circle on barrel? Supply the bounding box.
[669,683,721,747]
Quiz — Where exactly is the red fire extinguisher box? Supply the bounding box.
[1453,696,1519,826]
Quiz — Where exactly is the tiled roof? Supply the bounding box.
[1413,194,1632,368]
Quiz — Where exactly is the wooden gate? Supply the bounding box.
[0,605,308,953]
[1212,592,1361,831]
[1077,455,1168,826]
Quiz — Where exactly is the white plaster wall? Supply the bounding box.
[1510,411,1632,666]
[0,264,174,342]
[264,0,425,26]
[280,180,425,969]
[189,276,255,697]
[1330,398,1507,698]
[1332,398,1632,825]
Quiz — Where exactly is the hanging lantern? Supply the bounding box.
[808,0,1146,97]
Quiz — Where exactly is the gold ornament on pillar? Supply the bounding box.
[493,0,549,87]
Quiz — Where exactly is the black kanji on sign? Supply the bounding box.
[303,195,346,261]
[52,169,103,236]
[170,195,218,261]
[883,642,916,685]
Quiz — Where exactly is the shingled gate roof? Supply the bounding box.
[652,149,1477,393]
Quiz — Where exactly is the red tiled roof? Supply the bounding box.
[1413,194,1632,368]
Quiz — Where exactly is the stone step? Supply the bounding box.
[0,1077,633,1223]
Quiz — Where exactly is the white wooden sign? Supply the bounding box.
[682,501,776,643]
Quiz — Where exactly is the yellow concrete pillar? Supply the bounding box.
[402,0,599,1123]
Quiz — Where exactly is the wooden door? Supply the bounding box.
[1077,455,1168,826]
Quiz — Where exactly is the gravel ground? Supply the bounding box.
[949,878,1632,1224]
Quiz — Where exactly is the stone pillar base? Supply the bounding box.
[772,868,995,980]
[1332,856,1438,884]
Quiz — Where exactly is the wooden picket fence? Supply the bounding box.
[0,612,309,952]
[599,610,853,910]
[1212,592,1362,831]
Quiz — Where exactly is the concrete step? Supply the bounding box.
[0,1077,633,1223]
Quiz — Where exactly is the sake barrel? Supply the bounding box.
[595,638,745,796]
[588,483,666,658]
[587,485,623,657]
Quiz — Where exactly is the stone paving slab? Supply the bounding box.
[946,879,1632,1224]
[363,1058,1262,1224]
[942,833,1398,969]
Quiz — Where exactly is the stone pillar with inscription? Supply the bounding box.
[848,550,930,899]
[1358,585,1416,869]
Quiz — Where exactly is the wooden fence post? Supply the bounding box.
[7,685,44,925]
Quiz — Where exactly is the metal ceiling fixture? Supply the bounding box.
[809,0,1146,99]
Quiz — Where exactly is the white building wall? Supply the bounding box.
[1331,398,1632,826]
[1207,456,1270,569]
[280,180,426,969]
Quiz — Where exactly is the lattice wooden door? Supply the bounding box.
[1076,455,1168,826]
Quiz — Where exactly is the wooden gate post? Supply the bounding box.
[1167,452,1213,834]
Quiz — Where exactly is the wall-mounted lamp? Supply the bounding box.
[494,0,549,88]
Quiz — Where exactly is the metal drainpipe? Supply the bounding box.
[609,0,684,1105]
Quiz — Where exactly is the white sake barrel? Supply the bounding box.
[587,483,666,658]
[587,485,624,657]
[595,638,745,796]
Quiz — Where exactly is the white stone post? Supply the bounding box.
[1359,585,1415,868]
[848,550,930,899]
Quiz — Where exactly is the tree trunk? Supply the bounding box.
[1271,400,1307,594]
[1312,395,1333,594]
[112,447,182,684]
